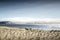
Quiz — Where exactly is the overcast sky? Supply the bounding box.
[0,0,60,22]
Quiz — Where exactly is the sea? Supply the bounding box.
[0,24,60,30]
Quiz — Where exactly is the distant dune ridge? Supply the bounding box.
[0,26,60,40]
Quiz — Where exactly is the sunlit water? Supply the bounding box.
[0,24,60,30]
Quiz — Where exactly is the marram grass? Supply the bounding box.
[0,26,60,40]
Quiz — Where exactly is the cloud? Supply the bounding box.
[0,17,60,22]
[0,17,40,22]
[39,18,60,22]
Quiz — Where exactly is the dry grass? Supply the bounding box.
[0,26,60,40]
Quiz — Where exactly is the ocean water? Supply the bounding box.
[0,24,60,30]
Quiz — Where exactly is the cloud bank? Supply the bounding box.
[0,17,39,22]
[0,17,60,22]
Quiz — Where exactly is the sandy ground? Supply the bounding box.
[0,26,60,40]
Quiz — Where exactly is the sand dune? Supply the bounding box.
[0,26,60,40]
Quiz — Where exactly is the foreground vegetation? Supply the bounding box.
[0,26,60,40]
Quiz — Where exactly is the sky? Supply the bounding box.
[0,0,60,22]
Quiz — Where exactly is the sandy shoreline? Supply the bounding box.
[0,26,60,40]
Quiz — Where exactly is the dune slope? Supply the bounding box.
[0,26,60,40]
